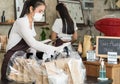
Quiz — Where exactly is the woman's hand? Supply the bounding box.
[56,42,71,53]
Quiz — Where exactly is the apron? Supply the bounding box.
[1,39,29,80]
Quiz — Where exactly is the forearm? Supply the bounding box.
[71,38,77,44]
[51,31,57,41]
[71,31,78,43]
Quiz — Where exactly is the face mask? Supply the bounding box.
[33,13,43,22]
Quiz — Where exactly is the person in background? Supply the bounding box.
[51,3,78,46]
[1,0,68,80]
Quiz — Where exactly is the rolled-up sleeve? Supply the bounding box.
[52,19,62,33]
[16,19,56,55]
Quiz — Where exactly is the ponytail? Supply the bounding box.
[20,1,29,18]
[56,3,74,34]
[20,0,45,18]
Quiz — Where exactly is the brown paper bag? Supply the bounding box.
[77,42,83,54]
[116,0,120,8]
[8,63,18,81]
[0,35,7,50]
[55,58,70,71]
[64,64,73,84]
[16,58,24,82]
[42,61,54,84]
[31,62,43,84]
[23,59,43,84]
[23,59,33,83]
[43,74,48,84]
[82,35,93,57]
[68,59,84,84]
[55,58,73,84]
[44,61,68,84]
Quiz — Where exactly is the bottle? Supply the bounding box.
[40,28,46,41]
[99,59,106,78]
[1,11,5,23]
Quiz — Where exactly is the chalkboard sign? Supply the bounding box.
[96,36,120,58]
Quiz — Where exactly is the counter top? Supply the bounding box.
[0,76,112,84]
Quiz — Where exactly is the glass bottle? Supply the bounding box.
[99,59,106,78]
[1,11,5,23]
[40,28,46,41]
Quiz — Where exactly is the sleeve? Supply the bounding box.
[16,20,57,55]
[52,19,61,33]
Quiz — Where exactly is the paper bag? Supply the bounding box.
[44,61,68,84]
[8,58,43,84]
[77,42,83,54]
[64,63,73,84]
[68,59,85,84]
[55,58,70,70]
[82,35,93,57]
[116,0,120,8]
[8,63,18,81]
[55,58,73,84]
[0,35,7,50]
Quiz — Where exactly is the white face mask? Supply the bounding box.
[33,13,43,22]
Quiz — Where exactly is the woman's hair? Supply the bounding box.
[8,0,45,38]
[56,3,74,34]
[20,0,45,18]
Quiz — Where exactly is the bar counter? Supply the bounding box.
[0,76,112,84]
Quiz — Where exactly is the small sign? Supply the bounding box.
[87,50,96,61]
[96,36,120,58]
[108,52,117,64]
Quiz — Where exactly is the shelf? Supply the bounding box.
[34,22,49,26]
[0,50,6,53]
[0,22,49,26]
[0,22,14,25]
[104,9,120,11]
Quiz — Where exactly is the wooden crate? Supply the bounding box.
[83,61,120,84]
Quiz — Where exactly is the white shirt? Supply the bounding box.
[52,18,78,41]
[7,15,57,56]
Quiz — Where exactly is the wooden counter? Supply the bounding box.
[0,76,112,84]
[83,61,120,84]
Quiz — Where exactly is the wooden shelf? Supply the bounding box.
[0,22,49,26]
[34,22,49,26]
[104,9,120,11]
[0,50,6,53]
[0,22,14,25]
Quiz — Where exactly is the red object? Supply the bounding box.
[95,18,120,36]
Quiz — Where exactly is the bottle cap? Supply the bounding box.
[101,59,104,66]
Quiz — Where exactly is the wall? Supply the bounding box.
[78,0,120,41]
[0,0,120,42]
[0,0,57,40]
[0,0,14,35]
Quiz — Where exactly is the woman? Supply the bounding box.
[51,3,78,46]
[1,0,68,80]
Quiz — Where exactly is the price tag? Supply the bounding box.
[107,52,117,64]
[87,50,96,61]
